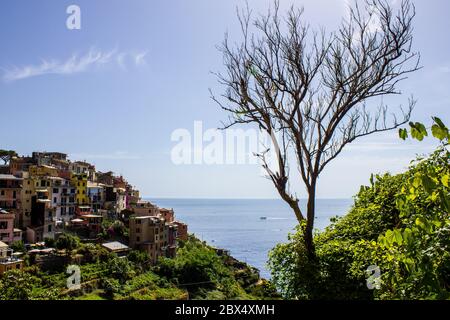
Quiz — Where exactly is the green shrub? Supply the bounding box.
[269,143,449,300]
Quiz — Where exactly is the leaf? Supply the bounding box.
[421,175,436,194]
[412,176,421,188]
[415,217,426,230]
[431,124,448,141]
[399,128,408,140]
[432,116,446,129]
[442,175,449,188]
[385,230,395,246]
[409,122,428,141]
[402,228,413,245]
[440,190,450,212]
[393,229,403,245]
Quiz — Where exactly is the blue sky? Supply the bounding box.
[0,0,449,199]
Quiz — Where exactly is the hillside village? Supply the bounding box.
[0,151,188,274]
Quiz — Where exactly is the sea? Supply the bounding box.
[145,198,353,279]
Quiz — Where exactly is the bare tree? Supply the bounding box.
[212,0,420,258]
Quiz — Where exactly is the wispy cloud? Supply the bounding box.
[2,47,149,82]
[134,51,148,67]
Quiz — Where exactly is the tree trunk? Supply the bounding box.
[304,183,317,260]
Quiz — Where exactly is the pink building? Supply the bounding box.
[0,174,22,211]
[0,209,15,244]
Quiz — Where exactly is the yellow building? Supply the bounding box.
[29,165,58,177]
[71,173,89,205]
[20,172,34,228]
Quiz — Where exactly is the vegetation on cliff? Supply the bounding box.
[268,118,450,299]
[0,236,279,300]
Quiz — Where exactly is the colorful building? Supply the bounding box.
[0,174,22,226]
[87,182,104,212]
[173,221,188,241]
[71,173,89,205]
[129,215,167,264]
[0,241,24,275]
[0,209,16,244]
[27,188,55,242]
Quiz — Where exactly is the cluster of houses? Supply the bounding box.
[0,151,188,274]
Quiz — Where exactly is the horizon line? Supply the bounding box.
[142,196,353,200]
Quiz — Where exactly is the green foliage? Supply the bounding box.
[269,117,450,299]
[44,237,56,248]
[127,250,150,265]
[99,219,128,240]
[56,233,80,251]
[0,270,35,300]
[155,237,273,299]
[106,256,135,284]
[9,240,26,253]
[76,243,110,264]
[102,278,121,299]
[0,149,18,165]
[157,238,232,290]
[0,269,60,300]
[409,121,428,141]
[0,230,275,300]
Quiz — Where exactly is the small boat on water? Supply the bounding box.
[260,216,267,220]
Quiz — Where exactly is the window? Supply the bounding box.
[136,236,140,242]
[48,225,52,232]
[53,197,57,204]
[136,228,141,233]
[0,222,7,229]
[0,190,4,196]
[53,188,58,194]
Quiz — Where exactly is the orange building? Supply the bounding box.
[173,221,188,241]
